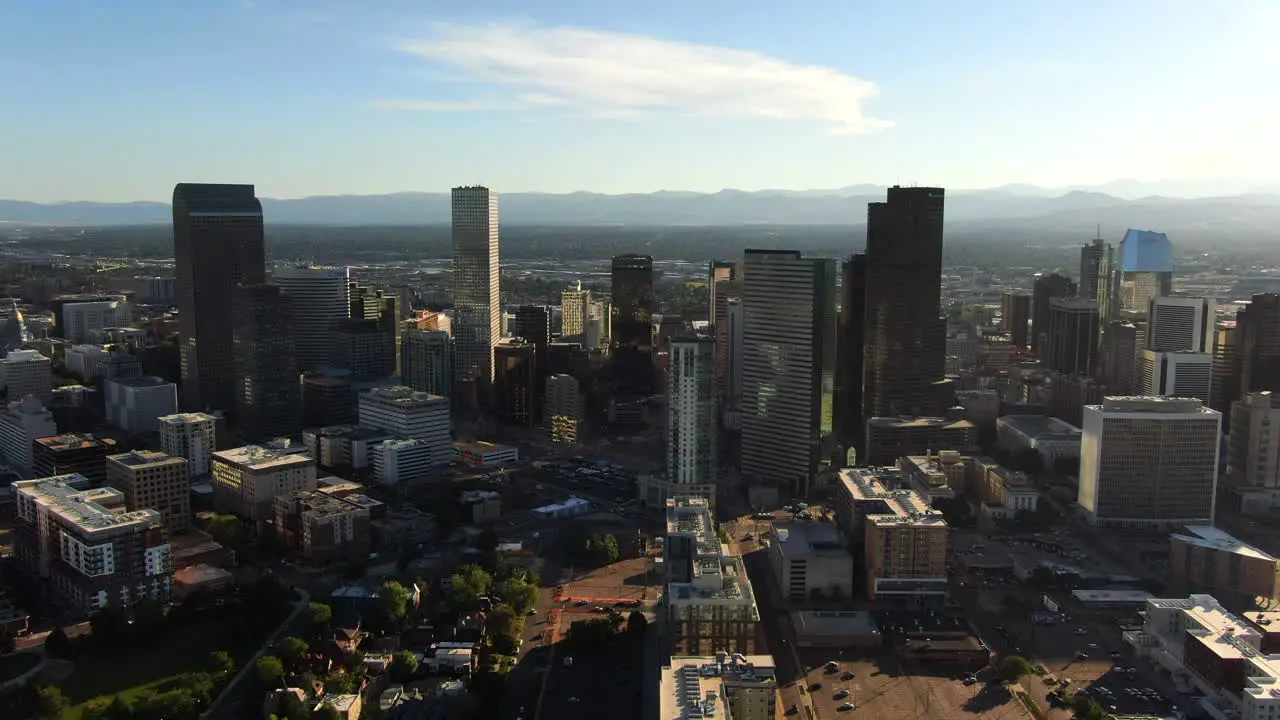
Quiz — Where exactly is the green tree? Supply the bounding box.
[321,671,361,694]
[314,704,342,720]
[501,577,539,615]
[601,534,621,565]
[44,626,72,658]
[81,696,114,720]
[452,564,493,610]
[1011,447,1044,475]
[206,513,242,548]
[307,601,333,627]
[36,685,69,719]
[1000,655,1034,684]
[280,693,311,720]
[256,656,285,686]
[486,603,524,641]
[133,598,167,640]
[389,650,420,684]
[1068,694,1105,720]
[90,604,129,645]
[380,581,412,626]
[278,636,310,667]
[106,695,134,720]
[209,650,236,676]
[626,610,648,637]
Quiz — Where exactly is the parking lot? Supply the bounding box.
[559,556,658,609]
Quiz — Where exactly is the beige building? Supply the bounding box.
[1078,396,1222,529]
[659,653,777,720]
[664,498,762,656]
[273,490,382,563]
[106,450,192,533]
[897,452,964,503]
[1227,391,1280,515]
[1168,526,1280,606]
[211,442,317,522]
[768,521,854,603]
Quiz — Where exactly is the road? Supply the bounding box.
[739,540,817,719]
[15,621,90,652]
[204,587,310,720]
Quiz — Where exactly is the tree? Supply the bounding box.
[380,581,412,627]
[279,693,311,720]
[452,564,493,610]
[36,685,69,719]
[1068,694,1105,720]
[626,611,648,637]
[602,534,620,564]
[389,650,420,684]
[206,513,242,548]
[209,650,236,676]
[501,577,539,615]
[133,599,167,642]
[44,626,72,658]
[278,636,310,667]
[486,604,523,641]
[81,696,114,720]
[256,656,285,686]
[307,601,333,627]
[321,671,361,694]
[1000,655,1034,684]
[106,695,134,720]
[90,604,129,646]
[314,705,342,720]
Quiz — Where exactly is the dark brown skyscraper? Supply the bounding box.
[1031,273,1077,355]
[511,305,550,420]
[862,187,946,420]
[1000,292,1031,349]
[1238,293,1280,396]
[834,254,867,451]
[1045,298,1100,375]
[611,254,655,399]
[494,339,537,428]
[173,183,266,411]
[232,284,301,442]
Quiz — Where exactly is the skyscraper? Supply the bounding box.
[709,261,743,401]
[834,254,867,450]
[1237,294,1280,396]
[1147,296,1214,352]
[173,183,266,411]
[232,284,301,442]
[1138,351,1213,402]
[740,250,836,500]
[493,339,536,428]
[1079,238,1107,302]
[1045,298,1100,375]
[1112,229,1175,314]
[1000,292,1031,349]
[611,254,655,401]
[401,329,454,397]
[450,186,501,385]
[862,186,946,419]
[560,282,591,343]
[667,337,718,489]
[511,305,551,419]
[1031,273,1077,356]
[273,266,351,372]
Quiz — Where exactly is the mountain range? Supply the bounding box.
[4,184,1280,230]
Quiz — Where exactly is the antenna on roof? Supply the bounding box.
[1095,224,1102,241]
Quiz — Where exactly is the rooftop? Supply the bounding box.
[453,440,516,453]
[107,375,173,389]
[772,521,851,560]
[13,474,162,536]
[659,653,776,720]
[157,412,218,426]
[214,442,313,471]
[867,416,975,431]
[1094,396,1217,415]
[108,450,184,469]
[34,433,116,452]
[997,414,1082,436]
[281,490,383,517]
[1172,526,1276,562]
[1,349,48,364]
[360,386,447,407]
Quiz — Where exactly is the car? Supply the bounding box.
[809,682,823,691]
[841,671,855,681]
[1073,628,1088,635]
[593,606,607,613]
[826,661,840,671]
[564,656,574,667]
[568,697,580,703]
[837,702,854,711]
[574,599,589,606]
[527,608,538,616]
[833,689,849,699]
[963,678,978,686]
[1088,643,1100,649]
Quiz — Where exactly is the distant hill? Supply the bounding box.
[3,186,1280,229]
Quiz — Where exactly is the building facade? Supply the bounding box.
[667,337,718,489]
[105,376,179,435]
[357,386,451,444]
[211,443,317,522]
[0,349,52,404]
[232,283,302,442]
[158,412,218,477]
[1226,392,1280,515]
[401,329,454,397]
[106,450,192,533]
[272,266,351,372]
[450,186,501,385]
[32,434,117,489]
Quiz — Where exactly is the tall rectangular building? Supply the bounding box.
[560,282,591,343]
[401,329,454,397]
[493,339,537,428]
[172,183,266,412]
[450,186,501,385]
[834,254,867,451]
[740,250,836,499]
[710,262,743,402]
[667,338,717,489]
[273,266,351,372]
[232,284,301,442]
[1238,294,1280,396]
[862,187,946,419]
[1139,350,1213,402]
[1147,296,1214,352]
[611,254,655,400]
[1077,397,1221,529]
[1031,273,1077,356]
[1000,292,1031,349]
[1046,298,1100,375]
[158,412,218,477]
[1226,392,1280,515]
[106,450,192,533]
[1079,238,1107,302]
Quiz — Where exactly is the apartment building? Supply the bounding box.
[357,386,450,444]
[13,475,172,614]
[768,521,854,602]
[65,344,109,380]
[896,453,963,503]
[664,498,763,656]
[0,396,57,479]
[106,450,192,533]
[1227,392,1280,515]
[32,433,117,489]
[211,443,317,522]
[659,652,777,720]
[1168,526,1280,606]
[273,490,384,563]
[158,412,218,477]
[0,349,52,404]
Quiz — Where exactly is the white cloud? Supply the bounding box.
[384,22,892,134]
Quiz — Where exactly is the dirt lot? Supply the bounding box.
[559,556,658,606]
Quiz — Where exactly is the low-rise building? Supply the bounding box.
[106,450,192,533]
[13,475,171,614]
[897,453,963,503]
[0,349,52,404]
[372,438,439,486]
[864,415,977,467]
[452,441,519,469]
[658,652,778,720]
[768,521,855,603]
[31,433,117,488]
[211,442,317,522]
[1169,526,1280,606]
[302,425,394,470]
[995,414,1083,466]
[0,396,57,480]
[104,376,178,435]
[158,412,218,477]
[459,490,501,524]
[273,490,383,563]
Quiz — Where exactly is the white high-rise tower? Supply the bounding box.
[451,187,501,384]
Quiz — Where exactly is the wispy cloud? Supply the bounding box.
[381,22,892,134]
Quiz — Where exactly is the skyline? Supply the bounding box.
[4,1,1280,202]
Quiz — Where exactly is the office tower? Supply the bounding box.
[106,450,192,533]
[546,374,583,445]
[611,254,656,401]
[373,439,446,485]
[511,305,551,418]
[333,319,396,380]
[1226,392,1280,514]
[61,299,134,344]
[588,299,611,349]
[663,498,762,655]
[104,377,178,435]
[724,298,744,417]
[708,261,740,327]
[1079,238,1107,302]
[232,284,301,442]
[172,183,266,411]
[1147,296,1214,352]
[1212,324,1241,422]
[834,254,867,449]
[1045,298,1100,375]
[862,187,946,420]
[211,444,317,522]
[667,337,718,491]
[1031,273,1077,355]
[13,475,172,614]
[0,397,56,479]
[1000,292,1032,349]
[740,250,836,499]
[32,434,117,488]
[710,262,743,400]
[1238,294,1280,396]
[450,186,501,385]
[1077,397,1221,529]
[1139,351,1213,402]
[401,329,454,396]
[493,339,537,428]
[0,349,52,404]
[560,283,591,343]
[273,266,351,372]
[158,412,218,477]
[1111,229,1175,314]
[1099,321,1139,394]
[358,386,451,443]
[50,294,124,340]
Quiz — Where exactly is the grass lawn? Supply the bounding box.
[59,622,251,720]
[0,650,40,682]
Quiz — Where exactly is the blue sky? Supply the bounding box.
[3,0,1278,202]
